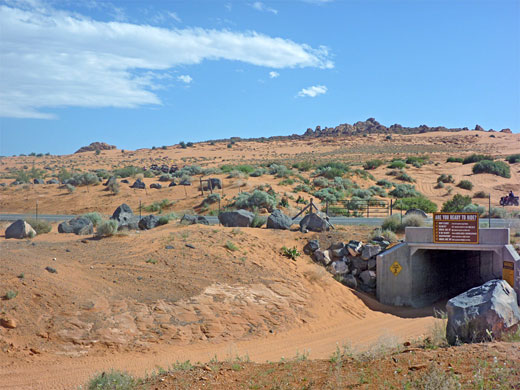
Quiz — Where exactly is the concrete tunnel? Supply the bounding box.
[377,227,520,308]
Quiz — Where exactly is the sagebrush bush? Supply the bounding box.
[472,160,511,178]
[294,184,311,193]
[395,171,415,182]
[313,187,344,203]
[462,153,495,164]
[457,180,473,190]
[268,164,291,178]
[436,174,454,184]
[389,184,421,198]
[387,160,406,169]
[82,212,103,227]
[25,219,52,235]
[234,190,277,211]
[441,194,472,212]
[446,156,464,163]
[174,165,203,177]
[363,159,383,170]
[405,155,429,167]
[376,179,393,188]
[65,184,76,193]
[250,214,267,228]
[107,181,120,194]
[401,214,426,229]
[96,220,119,237]
[506,154,520,164]
[292,161,313,171]
[87,370,136,390]
[394,197,437,213]
[473,191,489,199]
[250,168,266,177]
[462,204,485,215]
[313,177,329,187]
[382,215,401,232]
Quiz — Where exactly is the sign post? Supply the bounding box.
[433,212,479,244]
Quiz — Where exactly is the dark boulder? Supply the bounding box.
[150,183,162,189]
[5,220,36,239]
[111,203,139,230]
[46,179,59,184]
[168,181,177,187]
[159,175,171,182]
[179,178,191,186]
[266,209,292,230]
[33,178,44,184]
[209,178,222,189]
[299,212,330,232]
[446,279,520,345]
[180,214,209,225]
[58,216,93,235]
[130,179,145,189]
[139,215,160,230]
[303,239,320,255]
[404,208,428,218]
[121,179,129,184]
[218,210,254,227]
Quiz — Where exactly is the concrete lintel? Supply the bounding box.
[408,243,503,257]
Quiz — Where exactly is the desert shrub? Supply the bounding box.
[352,168,375,181]
[82,212,103,227]
[462,204,485,215]
[174,165,203,177]
[406,155,429,168]
[202,193,220,206]
[96,220,119,237]
[313,177,329,187]
[446,156,464,163]
[387,160,406,169]
[292,161,313,171]
[250,168,266,177]
[472,160,511,178]
[376,179,393,188]
[313,187,344,203]
[483,207,508,219]
[368,185,387,197]
[250,214,266,228]
[228,170,246,179]
[411,365,460,390]
[314,161,350,178]
[221,164,254,175]
[457,180,473,190]
[381,215,401,233]
[380,229,397,242]
[158,216,169,225]
[65,184,76,193]
[234,190,277,211]
[401,214,426,229]
[279,178,295,186]
[294,184,311,193]
[389,184,421,198]
[26,219,52,235]
[107,180,120,194]
[112,166,143,178]
[225,241,238,251]
[441,194,472,212]
[395,171,415,182]
[75,172,100,186]
[352,188,372,199]
[268,164,291,178]
[95,169,111,179]
[87,370,136,390]
[394,197,437,213]
[13,170,29,183]
[5,290,18,300]
[437,174,454,184]
[57,168,73,182]
[462,153,495,164]
[281,246,301,260]
[473,191,489,199]
[505,154,520,164]
[333,177,356,191]
[143,170,155,178]
[363,159,383,170]
[143,199,174,213]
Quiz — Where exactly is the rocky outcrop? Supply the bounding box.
[150,183,162,189]
[75,142,116,153]
[266,209,292,230]
[218,210,254,227]
[138,215,159,230]
[130,179,145,189]
[300,212,330,232]
[180,215,209,225]
[5,220,36,239]
[446,279,520,345]
[58,217,93,235]
[111,204,139,230]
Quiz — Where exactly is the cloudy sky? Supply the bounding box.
[0,0,518,154]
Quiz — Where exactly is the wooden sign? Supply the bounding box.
[503,261,515,288]
[433,212,479,244]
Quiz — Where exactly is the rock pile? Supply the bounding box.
[304,236,392,293]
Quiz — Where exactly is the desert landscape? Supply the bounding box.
[1,126,520,389]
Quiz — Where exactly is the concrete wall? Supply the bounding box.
[378,228,520,307]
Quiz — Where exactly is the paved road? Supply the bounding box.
[0,213,517,228]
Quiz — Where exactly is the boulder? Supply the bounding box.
[33,178,44,184]
[299,212,330,232]
[446,279,520,345]
[130,179,145,189]
[347,240,363,256]
[303,239,320,255]
[121,179,129,184]
[150,183,162,189]
[359,270,377,288]
[179,178,191,186]
[0,183,6,187]
[342,274,358,289]
[218,210,254,227]
[58,217,93,235]
[63,178,79,186]
[405,209,428,218]
[329,242,345,258]
[368,258,377,270]
[180,215,209,225]
[168,181,177,187]
[313,249,332,266]
[330,260,349,275]
[46,179,59,184]
[350,256,369,272]
[139,215,159,230]
[5,220,36,239]
[209,178,222,189]
[159,175,171,182]
[266,209,292,230]
[361,244,381,260]
[111,203,139,230]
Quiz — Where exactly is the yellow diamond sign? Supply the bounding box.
[390,261,402,276]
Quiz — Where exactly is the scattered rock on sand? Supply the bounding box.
[0,317,17,329]
[299,212,330,232]
[218,210,254,227]
[138,215,159,230]
[150,183,162,189]
[111,203,139,230]
[58,216,94,235]
[181,215,209,225]
[266,209,292,230]
[446,279,520,345]
[303,239,320,255]
[5,220,36,239]
[130,179,145,189]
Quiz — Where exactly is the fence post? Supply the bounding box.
[390,199,393,216]
[366,201,369,218]
[326,200,329,216]
[35,200,38,221]
[488,194,491,228]
[139,200,142,219]
[200,178,204,196]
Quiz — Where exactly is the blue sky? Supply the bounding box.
[0,0,518,155]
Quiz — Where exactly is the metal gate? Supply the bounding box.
[325,198,391,218]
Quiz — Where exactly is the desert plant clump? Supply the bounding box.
[250,214,267,228]
[462,204,485,215]
[436,174,454,184]
[376,179,393,188]
[65,184,76,193]
[314,161,350,179]
[394,197,437,213]
[473,191,489,199]
[313,187,344,203]
[441,194,472,212]
[87,370,137,390]
[457,180,473,190]
[388,184,421,198]
[292,161,314,171]
[234,190,277,211]
[96,220,119,237]
[268,163,292,178]
[446,156,464,163]
[387,159,406,169]
[225,241,238,251]
[401,214,426,229]
[462,153,495,164]
[313,177,329,188]
[472,160,511,178]
[107,180,120,194]
[281,246,301,260]
[505,154,520,164]
[5,290,18,300]
[381,215,401,233]
[25,219,52,235]
[202,193,220,206]
[363,159,383,170]
[82,212,103,227]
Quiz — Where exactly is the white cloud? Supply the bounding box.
[269,71,280,78]
[251,1,278,14]
[297,85,327,98]
[167,11,181,23]
[178,75,192,84]
[0,3,332,119]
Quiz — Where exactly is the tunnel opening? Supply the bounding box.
[410,249,501,307]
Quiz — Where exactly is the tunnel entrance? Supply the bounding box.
[409,249,500,307]
[377,227,520,308]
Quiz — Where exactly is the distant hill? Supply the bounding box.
[75,142,116,153]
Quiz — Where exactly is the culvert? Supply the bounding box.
[377,227,520,308]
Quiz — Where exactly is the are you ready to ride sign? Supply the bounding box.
[433,213,479,244]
